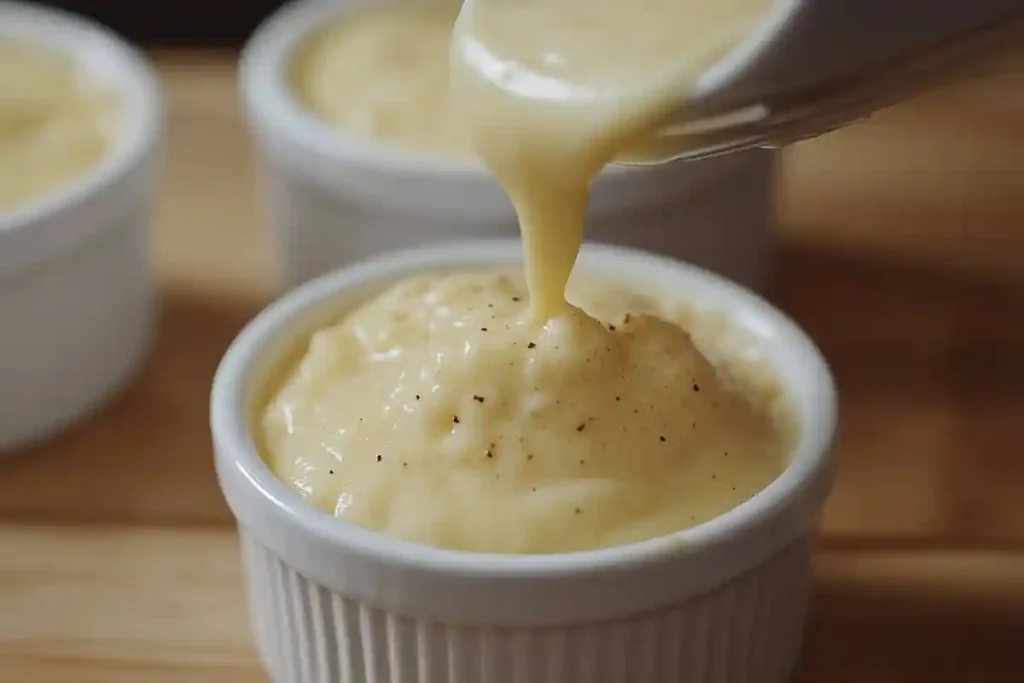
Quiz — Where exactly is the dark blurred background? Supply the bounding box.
[42,0,287,45]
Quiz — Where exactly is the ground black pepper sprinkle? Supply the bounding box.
[579,459,585,465]
[693,383,700,392]
[473,395,485,403]
[329,470,334,475]
[659,436,666,442]
[527,454,534,461]
[486,449,493,458]
[512,296,521,302]
[608,324,616,331]
[576,423,586,432]
[527,342,536,349]
[624,314,632,323]
[415,394,420,400]
[453,415,460,424]
[575,507,582,514]
[615,395,621,401]
[376,454,382,462]
[481,327,488,332]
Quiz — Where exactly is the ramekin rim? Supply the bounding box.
[0,1,163,233]
[211,238,838,579]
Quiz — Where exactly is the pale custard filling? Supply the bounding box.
[263,0,789,554]
[0,41,114,213]
[289,2,468,156]
[262,271,792,554]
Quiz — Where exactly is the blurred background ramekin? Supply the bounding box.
[240,0,779,294]
[0,1,162,453]
[212,239,837,683]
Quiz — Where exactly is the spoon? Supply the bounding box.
[624,0,1023,164]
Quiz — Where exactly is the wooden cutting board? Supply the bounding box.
[0,49,1022,682]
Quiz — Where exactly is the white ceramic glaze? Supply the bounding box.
[0,1,162,453]
[240,0,779,293]
[211,239,838,683]
[689,0,1022,113]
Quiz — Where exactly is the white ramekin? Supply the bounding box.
[240,0,779,294]
[0,2,162,453]
[212,239,838,683]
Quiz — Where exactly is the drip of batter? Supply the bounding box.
[450,0,772,319]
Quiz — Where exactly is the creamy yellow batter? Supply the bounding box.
[263,0,788,554]
[290,2,468,156]
[450,0,772,319]
[0,41,113,213]
[262,271,791,554]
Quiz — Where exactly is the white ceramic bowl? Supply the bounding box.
[0,2,162,453]
[240,0,779,294]
[212,239,837,683]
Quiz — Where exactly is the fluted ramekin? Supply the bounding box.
[0,1,162,452]
[240,0,778,293]
[212,239,837,683]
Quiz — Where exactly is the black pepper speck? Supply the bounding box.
[527,342,536,349]
[473,395,485,403]
[376,454,382,462]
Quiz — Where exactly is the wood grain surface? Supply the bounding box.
[1,49,1022,682]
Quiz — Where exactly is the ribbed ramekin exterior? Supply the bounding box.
[239,527,812,683]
